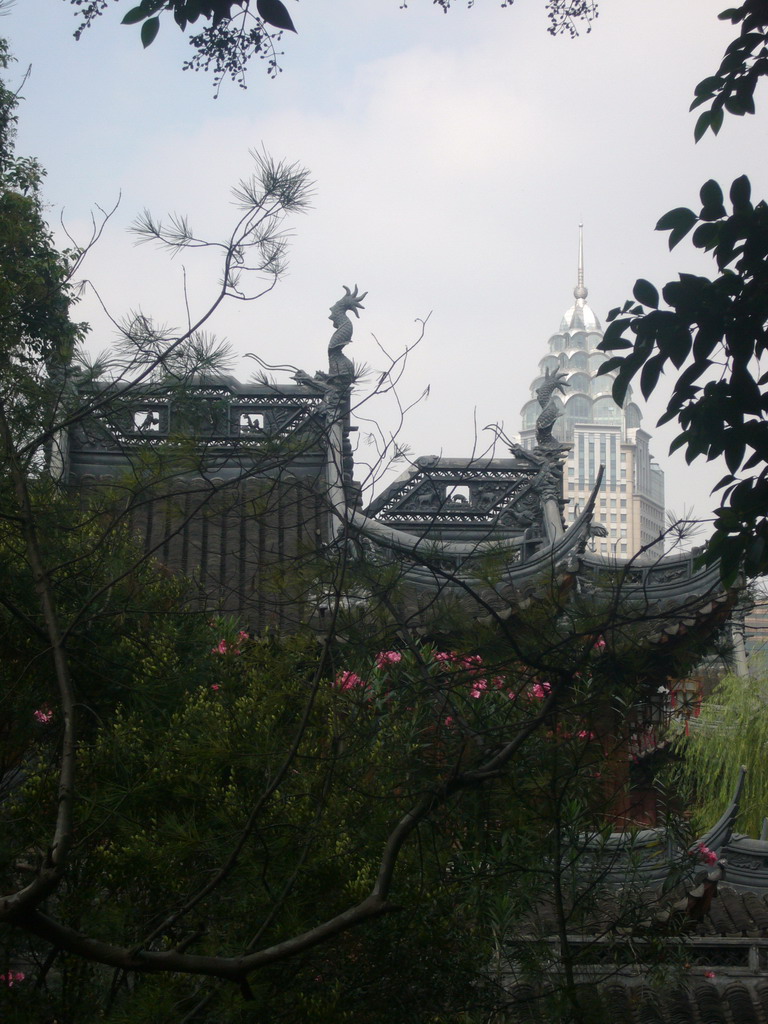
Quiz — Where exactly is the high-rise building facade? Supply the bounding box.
[520,232,665,560]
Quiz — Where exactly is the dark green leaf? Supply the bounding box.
[725,440,746,474]
[668,433,689,455]
[656,207,697,249]
[611,374,631,407]
[640,355,663,399]
[656,207,696,232]
[724,94,747,115]
[141,15,160,46]
[632,279,659,309]
[745,535,766,575]
[122,5,148,24]
[730,174,752,211]
[595,357,625,377]
[700,178,725,211]
[719,551,741,588]
[184,0,203,22]
[740,89,756,115]
[256,0,297,32]
[718,7,745,21]
[692,222,720,250]
[713,474,736,491]
[743,450,764,471]
[601,319,633,349]
[694,110,712,142]
[693,75,723,97]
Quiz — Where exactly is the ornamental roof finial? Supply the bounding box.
[573,222,588,301]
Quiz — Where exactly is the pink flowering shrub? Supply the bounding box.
[529,681,552,701]
[335,670,367,692]
[33,706,53,724]
[697,843,718,866]
[375,650,402,669]
[328,645,607,803]
[0,971,25,986]
[211,631,249,656]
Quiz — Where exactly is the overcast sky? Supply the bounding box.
[4,0,765,525]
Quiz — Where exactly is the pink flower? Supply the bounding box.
[697,843,718,866]
[434,651,455,663]
[530,681,552,701]
[375,650,402,669]
[0,971,25,986]
[704,970,716,979]
[33,706,53,724]
[593,636,607,651]
[470,679,488,698]
[212,638,243,655]
[577,730,597,741]
[211,684,220,692]
[444,716,455,728]
[335,671,367,691]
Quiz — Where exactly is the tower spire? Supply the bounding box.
[574,222,587,301]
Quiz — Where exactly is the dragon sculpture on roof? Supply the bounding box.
[535,367,569,448]
[328,285,367,379]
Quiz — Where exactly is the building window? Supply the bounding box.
[447,485,470,504]
[133,409,162,432]
[239,411,264,433]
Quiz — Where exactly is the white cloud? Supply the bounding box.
[5,0,764,518]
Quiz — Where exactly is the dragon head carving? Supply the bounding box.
[536,368,569,408]
[329,285,368,327]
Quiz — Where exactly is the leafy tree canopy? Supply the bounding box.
[691,0,768,140]
[597,0,768,585]
[674,668,768,838]
[1,489,699,1022]
[598,176,768,584]
[0,40,85,380]
[66,0,599,90]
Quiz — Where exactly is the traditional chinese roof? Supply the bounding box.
[65,374,328,485]
[505,974,768,1024]
[365,454,560,544]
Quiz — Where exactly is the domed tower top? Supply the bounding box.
[559,223,602,335]
[520,226,644,445]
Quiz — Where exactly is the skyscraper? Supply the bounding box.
[520,230,665,560]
